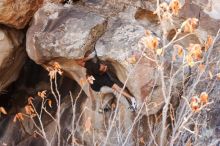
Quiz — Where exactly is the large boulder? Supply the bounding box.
[0,26,26,92]
[95,7,165,115]
[26,3,110,109]
[26,3,107,64]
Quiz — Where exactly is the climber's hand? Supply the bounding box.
[87,75,95,84]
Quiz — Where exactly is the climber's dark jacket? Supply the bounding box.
[84,60,114,92]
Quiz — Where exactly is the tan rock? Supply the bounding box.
[0,0,44,29]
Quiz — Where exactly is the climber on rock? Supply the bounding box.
[76,50,137,111]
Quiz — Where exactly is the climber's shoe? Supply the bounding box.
[128,97,137,112]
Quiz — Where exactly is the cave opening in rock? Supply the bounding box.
[0,58,85,117]
[90,58,135,111]
[0,59,50,112]
[103,59,133,95]
[0,58,89,145]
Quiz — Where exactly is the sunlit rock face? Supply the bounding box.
[26,3,167,115]
[0,26,26,92]
[0,0,44,29]
[25,4,172,145]
[26,0,220,117]
[9,0,219,145]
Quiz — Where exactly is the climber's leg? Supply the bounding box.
[99,86,115,112]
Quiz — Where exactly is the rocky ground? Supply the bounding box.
[0,0,220,146]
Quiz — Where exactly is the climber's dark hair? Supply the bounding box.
[84,48,99,63]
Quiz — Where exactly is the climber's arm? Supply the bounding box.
[75,59,85,67]
[111,84,133,102]
[75,51,96,67]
